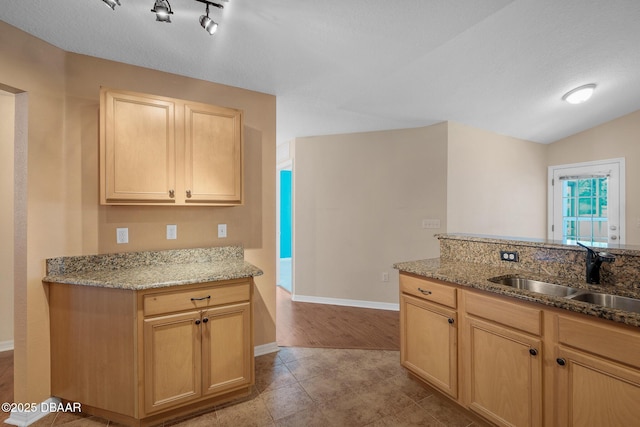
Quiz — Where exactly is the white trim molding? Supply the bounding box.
[254,342,279,357]
[0,340,14,352]
[4,397,61,427]
[292,294,399,311]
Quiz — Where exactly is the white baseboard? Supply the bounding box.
[0,340,14,352]
[292,294,399,311]
[254,341,279,357]
[4,397,61,427]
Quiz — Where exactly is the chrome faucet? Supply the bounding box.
[576,242,615,284]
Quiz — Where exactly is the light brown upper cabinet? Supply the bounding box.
[100,88,243,206]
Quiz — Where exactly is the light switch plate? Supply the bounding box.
[422,219,441,229]
[116,228,128,244]
[166,224,177,240]
[218,224,227,238]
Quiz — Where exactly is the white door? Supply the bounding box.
[548,159,625,245]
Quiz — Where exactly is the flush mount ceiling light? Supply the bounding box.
[99,0,228,35]
[562,84,597,104]
[151,0,173,22]
[102,0,121,10]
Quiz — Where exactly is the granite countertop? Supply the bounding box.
[394,258,640,328]
[43,246,263,290]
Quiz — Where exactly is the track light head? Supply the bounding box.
[199,3,219,35]
[102,0,121,10]
[151,0,173,23]
[200,14,219,35]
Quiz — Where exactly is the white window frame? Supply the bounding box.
[547,158,626,244]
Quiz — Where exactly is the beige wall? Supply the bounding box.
[1,21,276,404]
[0,90,14,347]
[293,124,448,304]
[547,109,640,245]
[447,121,547,239]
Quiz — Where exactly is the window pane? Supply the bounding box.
[561,177,609,243]
[578,197,594,216]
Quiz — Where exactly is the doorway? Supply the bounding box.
[277,163,293,293]
[548,158,625,245]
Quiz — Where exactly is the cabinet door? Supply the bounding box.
[101,89,176,203]
[184,103,243,205]
[144,311,201,414]
[201,302,253,396]
[555,346,640,426]
[465,317,542,427]
[400,293,457,398]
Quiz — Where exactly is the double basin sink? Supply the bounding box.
[489,276,640,314]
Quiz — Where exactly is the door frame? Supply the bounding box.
[276,158,294,293]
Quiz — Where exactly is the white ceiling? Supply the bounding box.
[2,0,640,144]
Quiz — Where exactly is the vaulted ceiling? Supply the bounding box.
[2,0,640,144]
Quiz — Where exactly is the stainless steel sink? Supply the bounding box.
[489,276,580,297]
[567,292,640,314]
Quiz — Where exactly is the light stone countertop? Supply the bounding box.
[43,246,263,290]
[394,258,640,328]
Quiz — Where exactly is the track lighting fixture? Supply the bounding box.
[199,1,222,35]
[102,0,121,10]
[100,0,228,35]
[151,0,173,23]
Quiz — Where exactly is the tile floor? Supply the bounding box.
[16,347,489,427]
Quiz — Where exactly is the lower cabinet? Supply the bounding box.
[398,272,640,427]
[400,294,457,398]
[465,317,542,427]
[144,302,252,414]
[49,278,254,426]
[554,314,640,426]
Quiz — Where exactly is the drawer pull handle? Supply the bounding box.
[191,295,211,301]
[529,348,538,356]
[418,288,432,295]
[556,358,566,366]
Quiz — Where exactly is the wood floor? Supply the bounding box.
[276,286,400,350]
[0,350,13,425]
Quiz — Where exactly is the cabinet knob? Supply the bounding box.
[194,319,201,325]
[448,318,454,325]
[202,317,209,323]
[186,190,192,198]
[529,348,538,356]
[418,288,432,295]
[169,189,175,198]
[556,358,566,366]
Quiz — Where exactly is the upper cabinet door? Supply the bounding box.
[101,89,176,204]
[100,88,244,206]
[184,103,243,205]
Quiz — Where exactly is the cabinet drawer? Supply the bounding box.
[144,282,250,317]
[400,274,456,308]
[557,315,640,369]
[464,290,542,336]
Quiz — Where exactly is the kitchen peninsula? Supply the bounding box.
[395,234,640,427]
[44,246,262,427]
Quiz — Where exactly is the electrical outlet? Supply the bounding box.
[381,272,389,282]
[116,228,128,244]
[166,224,177,240]
[218,224,227,238]
[500,251,519,262]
